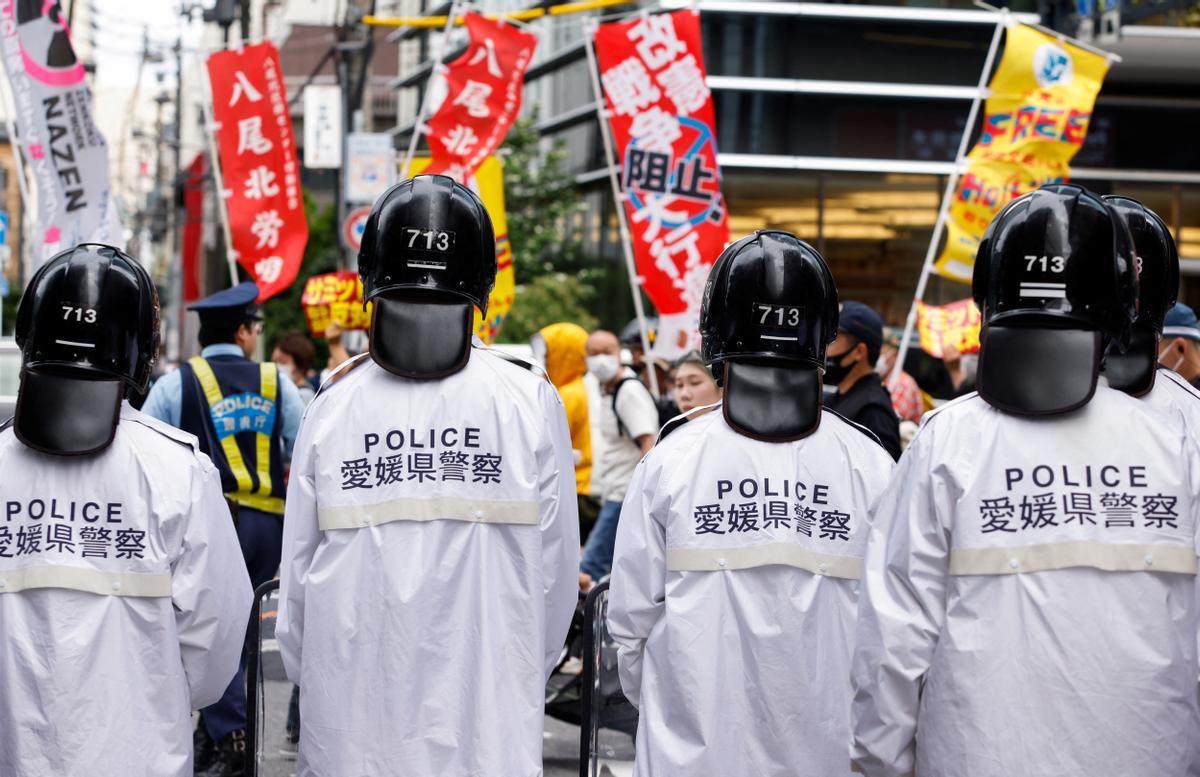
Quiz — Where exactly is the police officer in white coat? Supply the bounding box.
[607,231,895,777]
[275,175,579,777]
[1103,195,1200,430]
[0,244,252,777]
[851,185,1200,777]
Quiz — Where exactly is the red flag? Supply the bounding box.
[593,10,729,356]
[181,153,206,303]
[206,42,308,301]
[424,14,537,181]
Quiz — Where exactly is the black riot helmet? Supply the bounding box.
[700,230,839,441]
[971,184,1137,416]
[1102,196,1179,396]
[357,175,496,379]
[13,244,160,455]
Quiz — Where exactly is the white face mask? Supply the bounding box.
[586,354,621,383]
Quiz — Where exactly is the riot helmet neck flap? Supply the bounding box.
[13,244,160,455]
[1101,196,1179,397]
[357,174,497,379]
[700,231,839,441]
[972,184,1137,416]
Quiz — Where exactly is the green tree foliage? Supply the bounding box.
[496,113,607,343]
[261,192,339,364]
[500,272,599,343]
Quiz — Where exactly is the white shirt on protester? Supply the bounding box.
[600,368,659,503]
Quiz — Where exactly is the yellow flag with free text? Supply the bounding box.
[934,25,1109,282]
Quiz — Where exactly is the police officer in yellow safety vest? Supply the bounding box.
[142,280,303,777]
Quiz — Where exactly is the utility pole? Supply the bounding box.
[334,0,378,268]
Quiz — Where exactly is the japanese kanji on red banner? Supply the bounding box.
[301,271,372,335]
[207,42,308,300]
[424,13,537,182]
[594,10,729,356]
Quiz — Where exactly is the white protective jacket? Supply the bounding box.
[851,386,1200,777]
[0,403,251,777]
[608,408,894,777]
[276,348,580,777]
[1145,367,1200,432]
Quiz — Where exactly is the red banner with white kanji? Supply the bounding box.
[181,153,207,303]
[424,13,537,182]
[594,10,729,356]
[207,42,308,301]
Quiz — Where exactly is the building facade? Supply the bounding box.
[392,0,1200,326]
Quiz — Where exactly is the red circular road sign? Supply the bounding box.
[343,206,372,252]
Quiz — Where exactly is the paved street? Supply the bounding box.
[250,589,633,777]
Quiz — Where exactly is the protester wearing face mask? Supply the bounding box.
[1159,303,1200,388]
[580,329,660,587]
[822,301,902,460]
[875,331,924,424]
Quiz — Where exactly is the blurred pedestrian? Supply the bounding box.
[580,329,658,586]
[0,245,251,777]
[141,281,303,777]
[273,330,318,406]
[876,330,925,424]
[1158,302,1200,389]
[822,301,901,460]
[619,319,680,425]
[942,341,978,397]
[533,322,599,539]
[658,350,722,440]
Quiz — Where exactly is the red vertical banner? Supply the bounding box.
[424,13,537,182]
[206,42,308,300]
[181,153,207,303]
[593,10,729,356]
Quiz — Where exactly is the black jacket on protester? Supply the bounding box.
[822,372,902,461]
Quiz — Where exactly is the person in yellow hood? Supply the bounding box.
[533,323,598,538]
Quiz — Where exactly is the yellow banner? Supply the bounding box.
[916,298,982,359]
[407,156,514,344]
[934,25,1109,282]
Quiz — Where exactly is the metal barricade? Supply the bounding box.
[579,581,638,777]
[246,578,281,777]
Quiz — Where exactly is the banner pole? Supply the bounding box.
[0,60,33,296]
[400,0,463,180]
[199,61,240,285]
[972,0,1121,62]
[889,10,1006,391]
[584,21,660,399]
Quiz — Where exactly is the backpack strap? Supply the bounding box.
[610,376,642,439]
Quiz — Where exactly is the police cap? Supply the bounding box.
[187,281,263,325]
